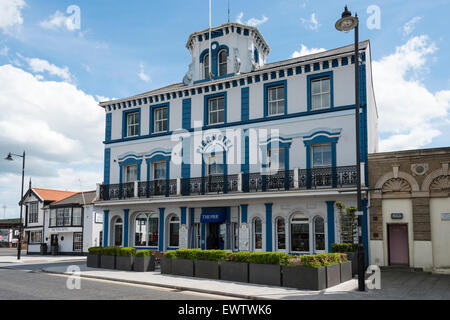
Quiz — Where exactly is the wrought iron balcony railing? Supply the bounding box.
[98,166,358,201]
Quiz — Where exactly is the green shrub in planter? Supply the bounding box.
[164,251,176,259]
[299,253,346,268]
[88,247,103,255]
[118,247,137,256]
[136,250,151,257]
[100,247,120,269]
[87,247,102,268]
[102,246,121,256]
[196,250,227,261]
[226,252,290,265]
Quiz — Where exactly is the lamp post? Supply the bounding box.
[4,152,26,260]
[335,6,366,292]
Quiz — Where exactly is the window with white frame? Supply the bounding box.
[29,230,42,244]
[267,85,285,116]
[232,222,239,251]
[311,77,331,110]
[267,147,285,172]
[204,53,210,79]
[169,216,180,247]
[208,96,225,125]
[276,217,286,250]
[314,216,325,251]
[152,161,166,181]
[126,111,139,137]
[290,213,310,252]
[63,208,71,226]
[206,152,224,176]
[72,208,82,226]
[153,106,168,133]
[56,208,64,227]
[192,223,201,249]
[28,202,38,223]
[50,209,56,227]
[73,233,83,252]
[124,164,138,183]
[312,144,332,168]
[253,218,263,250]
[134,212,159,247]
[218,49,227,76]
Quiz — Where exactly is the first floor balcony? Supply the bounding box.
[98,165,358,201]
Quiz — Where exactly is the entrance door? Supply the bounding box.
[388,224,409,266]
[51,234,59,246]
[206,223,219,250]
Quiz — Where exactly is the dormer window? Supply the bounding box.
[203,53,210,80]
[218,49,227,76]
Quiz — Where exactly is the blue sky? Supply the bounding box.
[0,0,449,218]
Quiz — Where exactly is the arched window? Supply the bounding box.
[314,216,325,252]
[114,217,123,247]
[169,216,180,247]
[254,217,262,250]
[290,213,309,252]
[218,49,227,76]
[276,217,286,250]
[134,213,159,247]
[203,53,210,79]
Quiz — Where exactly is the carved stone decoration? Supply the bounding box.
[382,178,412,193]
[411,163,429,176]
[430,175,450,192]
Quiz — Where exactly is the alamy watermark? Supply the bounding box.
[66,265,81,290]
[366,265,381,290]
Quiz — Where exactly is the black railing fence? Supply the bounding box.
[99,166,357,201]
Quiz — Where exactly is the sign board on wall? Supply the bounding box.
[95,212,104,223]
[179,225,188,249]
[441,213,450,221]
[48,227,82,233]
[391,213,404,220]
[239,223,249,251]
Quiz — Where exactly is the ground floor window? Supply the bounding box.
[291,213,309,252]
[29,231,42,244]
[134,212,158,247]
[73,232,83,252]
[276,217,286,250]
[114,217,123,246]
[169,216,180,247]
[314,216,325,251]
[253,218,263,250]
[232,222,239,251]
[191,223,201,249]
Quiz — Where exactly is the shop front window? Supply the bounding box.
[276,217,286,250]
[314,216,326,252]
[254,218,262,250]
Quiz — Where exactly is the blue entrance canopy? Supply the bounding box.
[201,208,226,223]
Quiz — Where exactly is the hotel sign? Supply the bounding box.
[49,227,82,233]
[391,213,404,220]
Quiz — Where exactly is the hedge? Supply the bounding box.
[136,250,151,258]
[298,253,347,268]
[102,246,121,256]
[118,247,137,257]
[331,243,359,253]
[164,249,291,265]
[88,247,103,255]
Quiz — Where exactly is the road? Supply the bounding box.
[0,261,237,300]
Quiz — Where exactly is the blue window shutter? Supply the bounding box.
[105,113,112,142]
[241,87,249,122]
[182,98,192,130]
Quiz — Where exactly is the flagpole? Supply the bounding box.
[209,0,212,79]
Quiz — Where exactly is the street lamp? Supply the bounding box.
[4,152,26,260]
[335,6,366,292]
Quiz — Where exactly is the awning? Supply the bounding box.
[201,208,226,223]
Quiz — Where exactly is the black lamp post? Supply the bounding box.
[4,152,26,261]
[335,6,366,292]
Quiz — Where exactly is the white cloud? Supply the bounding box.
[0,64,105,218]
[25,57,73,82]
[373,35,450,151]
[236,12,269,27]
[40,10,77,31]
[138,62,151,82]
[301,13,320,31]
[292,44,326,58]
[402,16,422,36]
[0,0,26,33]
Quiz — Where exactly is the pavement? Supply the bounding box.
[0,249,86,266]
[40,263,366,300]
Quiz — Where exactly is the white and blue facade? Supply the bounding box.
[96,22,378,258]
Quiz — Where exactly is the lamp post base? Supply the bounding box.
[357,243,366,291]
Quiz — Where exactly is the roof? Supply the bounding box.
[99,40,370,107]
[49,191,97,207]
[32,188,78,202]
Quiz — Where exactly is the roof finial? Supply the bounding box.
[29,178,32,190]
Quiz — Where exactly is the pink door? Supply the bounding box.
[388,224,409,265]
